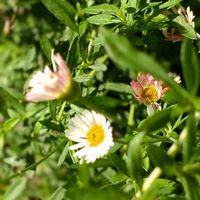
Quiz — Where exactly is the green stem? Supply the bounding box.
[57,101,67,122]
[128,104,135,126]
[6,138,67,181]
[87,30,96,63]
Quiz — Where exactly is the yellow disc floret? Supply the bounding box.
[142,85,158,103]
[87,124,105,146]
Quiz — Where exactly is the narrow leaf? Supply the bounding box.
[110,154,129,176]
[127,132,145,189]
[57,143,69,166]
[87,14,120,25]
[101,82,133,94]
[172,16,197,40]
[138,106,174,132]
[41,0,77,31]
[73,74,92,83]
[182,113,197,163]
[147,145,176,175]
[84,4,119,15]
[88,64,107,71]
[159,0,181,9]
[4,177,27,200]
[40,35,52,61]
[181,176,200,200]
[48,187,66,200]
[181,39,200,95]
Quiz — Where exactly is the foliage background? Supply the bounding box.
[1,0,200,199]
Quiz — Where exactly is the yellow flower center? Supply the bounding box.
[86,124,105,146]
[142,85,158,103]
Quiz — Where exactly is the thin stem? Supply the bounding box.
[57,101,67,122]
[128,104,135,127]
[87,30,96,63]
[6,138,67,181]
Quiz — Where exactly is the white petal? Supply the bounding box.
[74,147,88,158]
[69,142,88,150]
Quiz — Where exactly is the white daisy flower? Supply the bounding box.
[65,110,114,163]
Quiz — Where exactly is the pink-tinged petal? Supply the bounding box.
[147,75,156,85]
[137,73,155,87]
[51,49,57,71]
[130,80,143,97]
[24,50,74,102]
[137,73,149,87]
[186,7,195,27]
[44,65,54,77]
[52,52,71,85]
[135,96,143,103]
[153,81,162,99]
[25,91,55,102]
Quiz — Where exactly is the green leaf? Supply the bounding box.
[159,0,181,9]
[181,39,200,95]
[140,179,177,200]
[128,0,146,9]
[87,14,120,25]
[83,4,119,15]
[88,64,107,71]
[146,145,176,175]
[172,16,197,40]
[99,27,190,102]
[138,106,175,132]
[73,74,92,83]
[183,162,200,174]
[41,0,77,31]
[40,35,52,61]
[181,176,200,200]
[182,113,197,163]
[110,154,129,176]
[0,116,21,136]
[4,177,27,200]
[67,35,79,69]
[101,82,133,94]
[22,104,47,120]
[0,87,24,115]
[127,132,145,189]
[57,142,69,167]
[48,187,66,200]
[39,120,64,132]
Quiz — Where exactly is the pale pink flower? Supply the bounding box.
[130,73,168,107]
[179,6,200,39]
[178,6,195,28]
[25,50,72,102]
[162,6,200,41]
